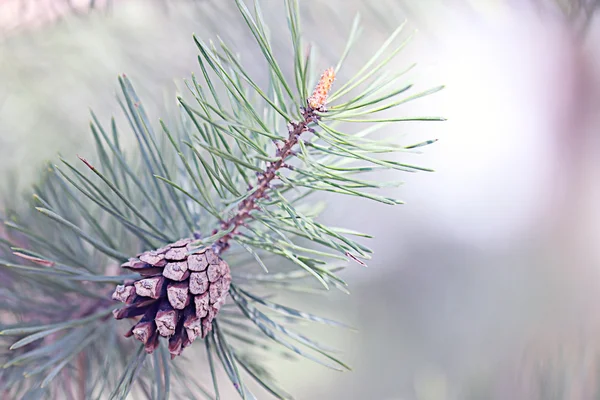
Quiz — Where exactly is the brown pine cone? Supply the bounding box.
[111,238,231,358]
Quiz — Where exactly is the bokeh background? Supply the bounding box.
[1,0,600,399]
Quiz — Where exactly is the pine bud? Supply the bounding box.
[112,238,232,356]
[307,67,335,111]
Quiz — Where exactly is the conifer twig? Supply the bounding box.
[0,1,444,397]
[215,100,323,254]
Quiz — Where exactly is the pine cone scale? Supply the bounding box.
[139,252,166,266]
[188,254,208,271]
[189,272,209,294]
[163,261,189,281]
[183,308,202,342]
[132,322,154,344]
[168,334,184,358]
[167,282,191,310]
[112,284,136,303]
[194,292,209,318]
[165,247,187,261]
[155,299,179,337]
[134,276,166,299]
[144,329,160,353]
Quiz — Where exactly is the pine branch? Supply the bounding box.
[215,90,326,254]
[0,0,444,398]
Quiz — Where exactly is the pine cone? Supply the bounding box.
[111,238,231,358]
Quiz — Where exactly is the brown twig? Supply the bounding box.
[213,106,320,254]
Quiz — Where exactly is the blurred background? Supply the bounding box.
[1,0,600,399]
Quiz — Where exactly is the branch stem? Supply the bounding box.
[213,107,318,254]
